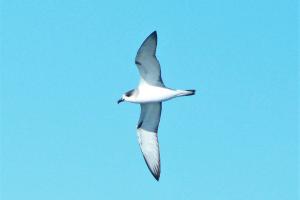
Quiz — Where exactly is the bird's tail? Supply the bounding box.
[176,89,196,97]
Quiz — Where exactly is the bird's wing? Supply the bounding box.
[135,31,164,87]
[137,103,162,181]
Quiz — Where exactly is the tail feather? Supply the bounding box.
[176,89,196,97]
[185,89,195,96]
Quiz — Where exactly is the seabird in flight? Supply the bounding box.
[118,31,195,181]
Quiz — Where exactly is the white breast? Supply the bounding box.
[131,83,178,103]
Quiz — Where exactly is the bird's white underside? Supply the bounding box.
[124,79,188,104]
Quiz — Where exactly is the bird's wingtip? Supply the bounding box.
[149,31,157,39]
[154,174,160,181]
[142,154,161,181]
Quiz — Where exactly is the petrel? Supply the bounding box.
[118,31,195,181]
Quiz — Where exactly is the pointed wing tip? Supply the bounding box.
[148,162,160,181]
[138,150,162,181]
[147,31,157,41]
[146,158,160,181]
[153,173,160,181]
[142,154,161,181]
[151,30,157,37]
[144,156,160,181]
[143,31,157,46]
[135,30,158,59]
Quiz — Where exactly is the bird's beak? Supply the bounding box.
[117,98,124,104]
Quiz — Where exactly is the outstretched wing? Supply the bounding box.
[137,103,162,181]
[135,31,164,87]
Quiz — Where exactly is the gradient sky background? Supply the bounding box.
[1,0,298,199]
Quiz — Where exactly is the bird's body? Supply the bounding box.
[118,31,195,181]
[125,81,192,104]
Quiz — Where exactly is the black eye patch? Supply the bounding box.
[125,89,134,97]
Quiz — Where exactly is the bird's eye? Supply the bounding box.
[125,89,134,97]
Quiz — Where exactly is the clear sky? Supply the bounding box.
[0,0,298,199]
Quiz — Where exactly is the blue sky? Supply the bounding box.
[0,0,298,199]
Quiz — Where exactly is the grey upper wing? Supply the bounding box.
[136,103,162,180]
[135,31,164,87]
[137,102,162,132]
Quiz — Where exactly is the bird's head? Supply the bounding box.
[117,89,135,104]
